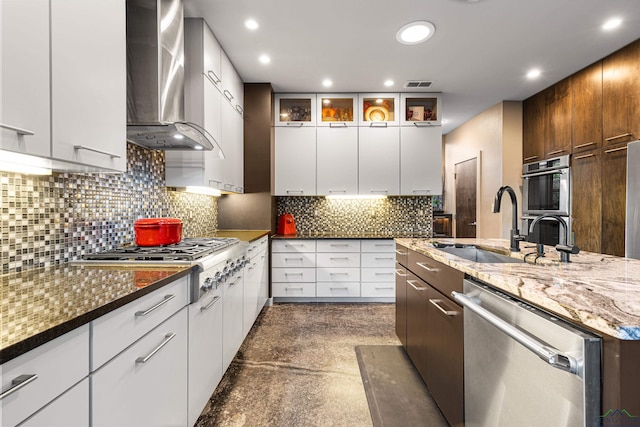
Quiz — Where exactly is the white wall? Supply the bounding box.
[443,101,523,239]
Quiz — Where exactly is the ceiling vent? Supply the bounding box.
[403,81,434,88]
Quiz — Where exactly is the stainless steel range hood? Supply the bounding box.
[126,0,221,154]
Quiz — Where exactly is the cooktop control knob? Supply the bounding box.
[213,271,223,287]
[202,277,214,292]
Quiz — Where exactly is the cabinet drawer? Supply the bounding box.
[271,268,316,283]
[408,250,464,296]
[316,282,360,297]
[272,282,316,298]
[361,239,395,252]
[91,277,189,370]
[272,252,316,268]
[317,267,360,282]
[272,239,316,253]
[395,243,409,267]
[361,282,395,298]
[361,267,396,282]
[316,253,360,268]
[247,236,268,259]
[19,377,89,427]
[316,240,360,252]
[1,325,89,427]
[361,252,396,267]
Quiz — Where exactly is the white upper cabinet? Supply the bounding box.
[316,94,358,127]
[1,0,51,158]
[317,126,358,195]
[400,126,443,195]
[274,126,316,195]
[202,24,222,88]
[358,127,400,195]
[400,94,442,126]
[358,93,400,127]
[275,94,317,126]
[50,0,126,172]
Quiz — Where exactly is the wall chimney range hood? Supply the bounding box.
[126,0,222,155]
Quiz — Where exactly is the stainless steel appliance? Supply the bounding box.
[453,279,601,427]
[522,155,571,245]
[626,140,640,259]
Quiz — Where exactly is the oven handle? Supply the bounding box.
[522,214,568,221]
[522,169,568,178]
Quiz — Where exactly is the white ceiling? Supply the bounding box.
[184,0,640,134]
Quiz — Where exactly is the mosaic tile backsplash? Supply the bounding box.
[1,144,217,274]
[276,196,433,236]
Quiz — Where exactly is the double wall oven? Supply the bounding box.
[521,155,571,246]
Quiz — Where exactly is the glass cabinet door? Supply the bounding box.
[400,94,442,126]
[275,94,316,126]
[358,93,400,126]
[316,94,357,126]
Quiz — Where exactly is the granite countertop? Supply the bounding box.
[212,229,271,242]
[0,264,195,364]
[396,237,640,340]
[273,232,430,239]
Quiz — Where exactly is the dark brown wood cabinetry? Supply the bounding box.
[571,62,603,153]
[544,78,572,158]
[522,90,545,163]
[601,143,628,256]
[395,243,464,427]
[571,148,601,252]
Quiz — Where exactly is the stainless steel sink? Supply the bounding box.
[433,246,522,264]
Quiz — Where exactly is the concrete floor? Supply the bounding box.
[195,303,401,427]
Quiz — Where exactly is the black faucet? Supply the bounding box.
[528,214,579,262]
[493,186,524,252]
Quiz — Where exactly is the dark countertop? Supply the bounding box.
[212,229,271,242]
[272,232,430,239]
[0,264,195,364]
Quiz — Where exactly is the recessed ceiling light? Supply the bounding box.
[384,79,394,87]
[602,17,622,31]
[526,68,541,79]
[245,19,259,30]
[322,79,333,87]
[259,54,271,64]
[396,21,436,45]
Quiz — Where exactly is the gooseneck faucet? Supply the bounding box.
[529,214,580,262]
[493,186,523,252]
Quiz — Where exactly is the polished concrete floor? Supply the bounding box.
[194,303,403,427]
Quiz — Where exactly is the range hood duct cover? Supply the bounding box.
[126,0,220,154]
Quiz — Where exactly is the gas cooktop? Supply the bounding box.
[82,237,240,262]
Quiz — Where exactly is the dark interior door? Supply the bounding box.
[455,158,477,238]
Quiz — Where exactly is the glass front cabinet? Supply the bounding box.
[316,94,357,127]
[400,94,442,126]
[358,93,400,126]
[275,94,316,126]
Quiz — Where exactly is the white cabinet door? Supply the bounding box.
[18,378,89,427]
[202,21,222,87]
[50,0,126,172]
[358,127,400,195]
[316,240,360,252]
[316,253,360,268]
[400,126,442,195]
[317,126,358,195]
[92,309,188,427]
[272,282,315,298]
[243,261,259,337]
[275,94,316,126]
[272,252,316,268]
[0,0,50,157]
[274,126,317,195]
[272,240,316,253]
[316,282,360,297]
[188,293,223,427]
[222,271,244,371]
[257,250,269,311]
[358,93,400,126]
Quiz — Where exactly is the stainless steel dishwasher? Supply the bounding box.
[453,279,601,427]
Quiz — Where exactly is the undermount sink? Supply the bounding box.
[433,245,523,264]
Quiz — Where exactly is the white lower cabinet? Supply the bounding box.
[92,308,188,427]
[223,269,245,371]
[18,378,89,427]
[243,236,269,337]
[1,325,89,427]
[316,282,360,297]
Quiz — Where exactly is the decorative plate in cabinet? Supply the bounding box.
[358,93,400,126]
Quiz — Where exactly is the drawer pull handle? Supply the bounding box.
[329,244,350,247]
[136,333,176,364]
[546,149,565,156]
[605,132,631,142]
[369,122,388,128]
[523,155,538,161]
[375,287,394,290]
[0,374,38,400]
[328,190,347,194]
[284,257,304,261]
[330,287,349,290]
[329,272,350,275]
[416,261,440,273]
[374,257,394,260]
[0,123,35,136]
[430,299,458,316]
[207,70,221,84]
[394,249,407,255]
[284,243,305,247]
[201,295,221,311]
[374,243,393,247]
[407,280,427,291]
[574,141,595,149]
[285,122,304,127]
[229,275,242,285]
[285,190,304,194]
[411,189,432,194]
[135,294,175,317]
[285,286,304,291]
[223,89,234,101]
[395,269,407,277]
[329,122,348,128]
[330,257,350,260]
[284,272,304,276]
[604,145,628,154]
[573,153,595,160]
[248,248,255,252]
[370,190,388,194]
[74,145,121,158]
[375,272,394,275]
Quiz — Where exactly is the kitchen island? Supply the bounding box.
[396,237,640,418]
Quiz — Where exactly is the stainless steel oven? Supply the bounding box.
[522,155,571,216]
[522,214,571,247]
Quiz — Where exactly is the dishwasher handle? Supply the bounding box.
[452,291,581,377]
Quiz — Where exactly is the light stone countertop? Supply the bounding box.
[395,237,640,340]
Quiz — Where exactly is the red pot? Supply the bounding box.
[134,218,183,246]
